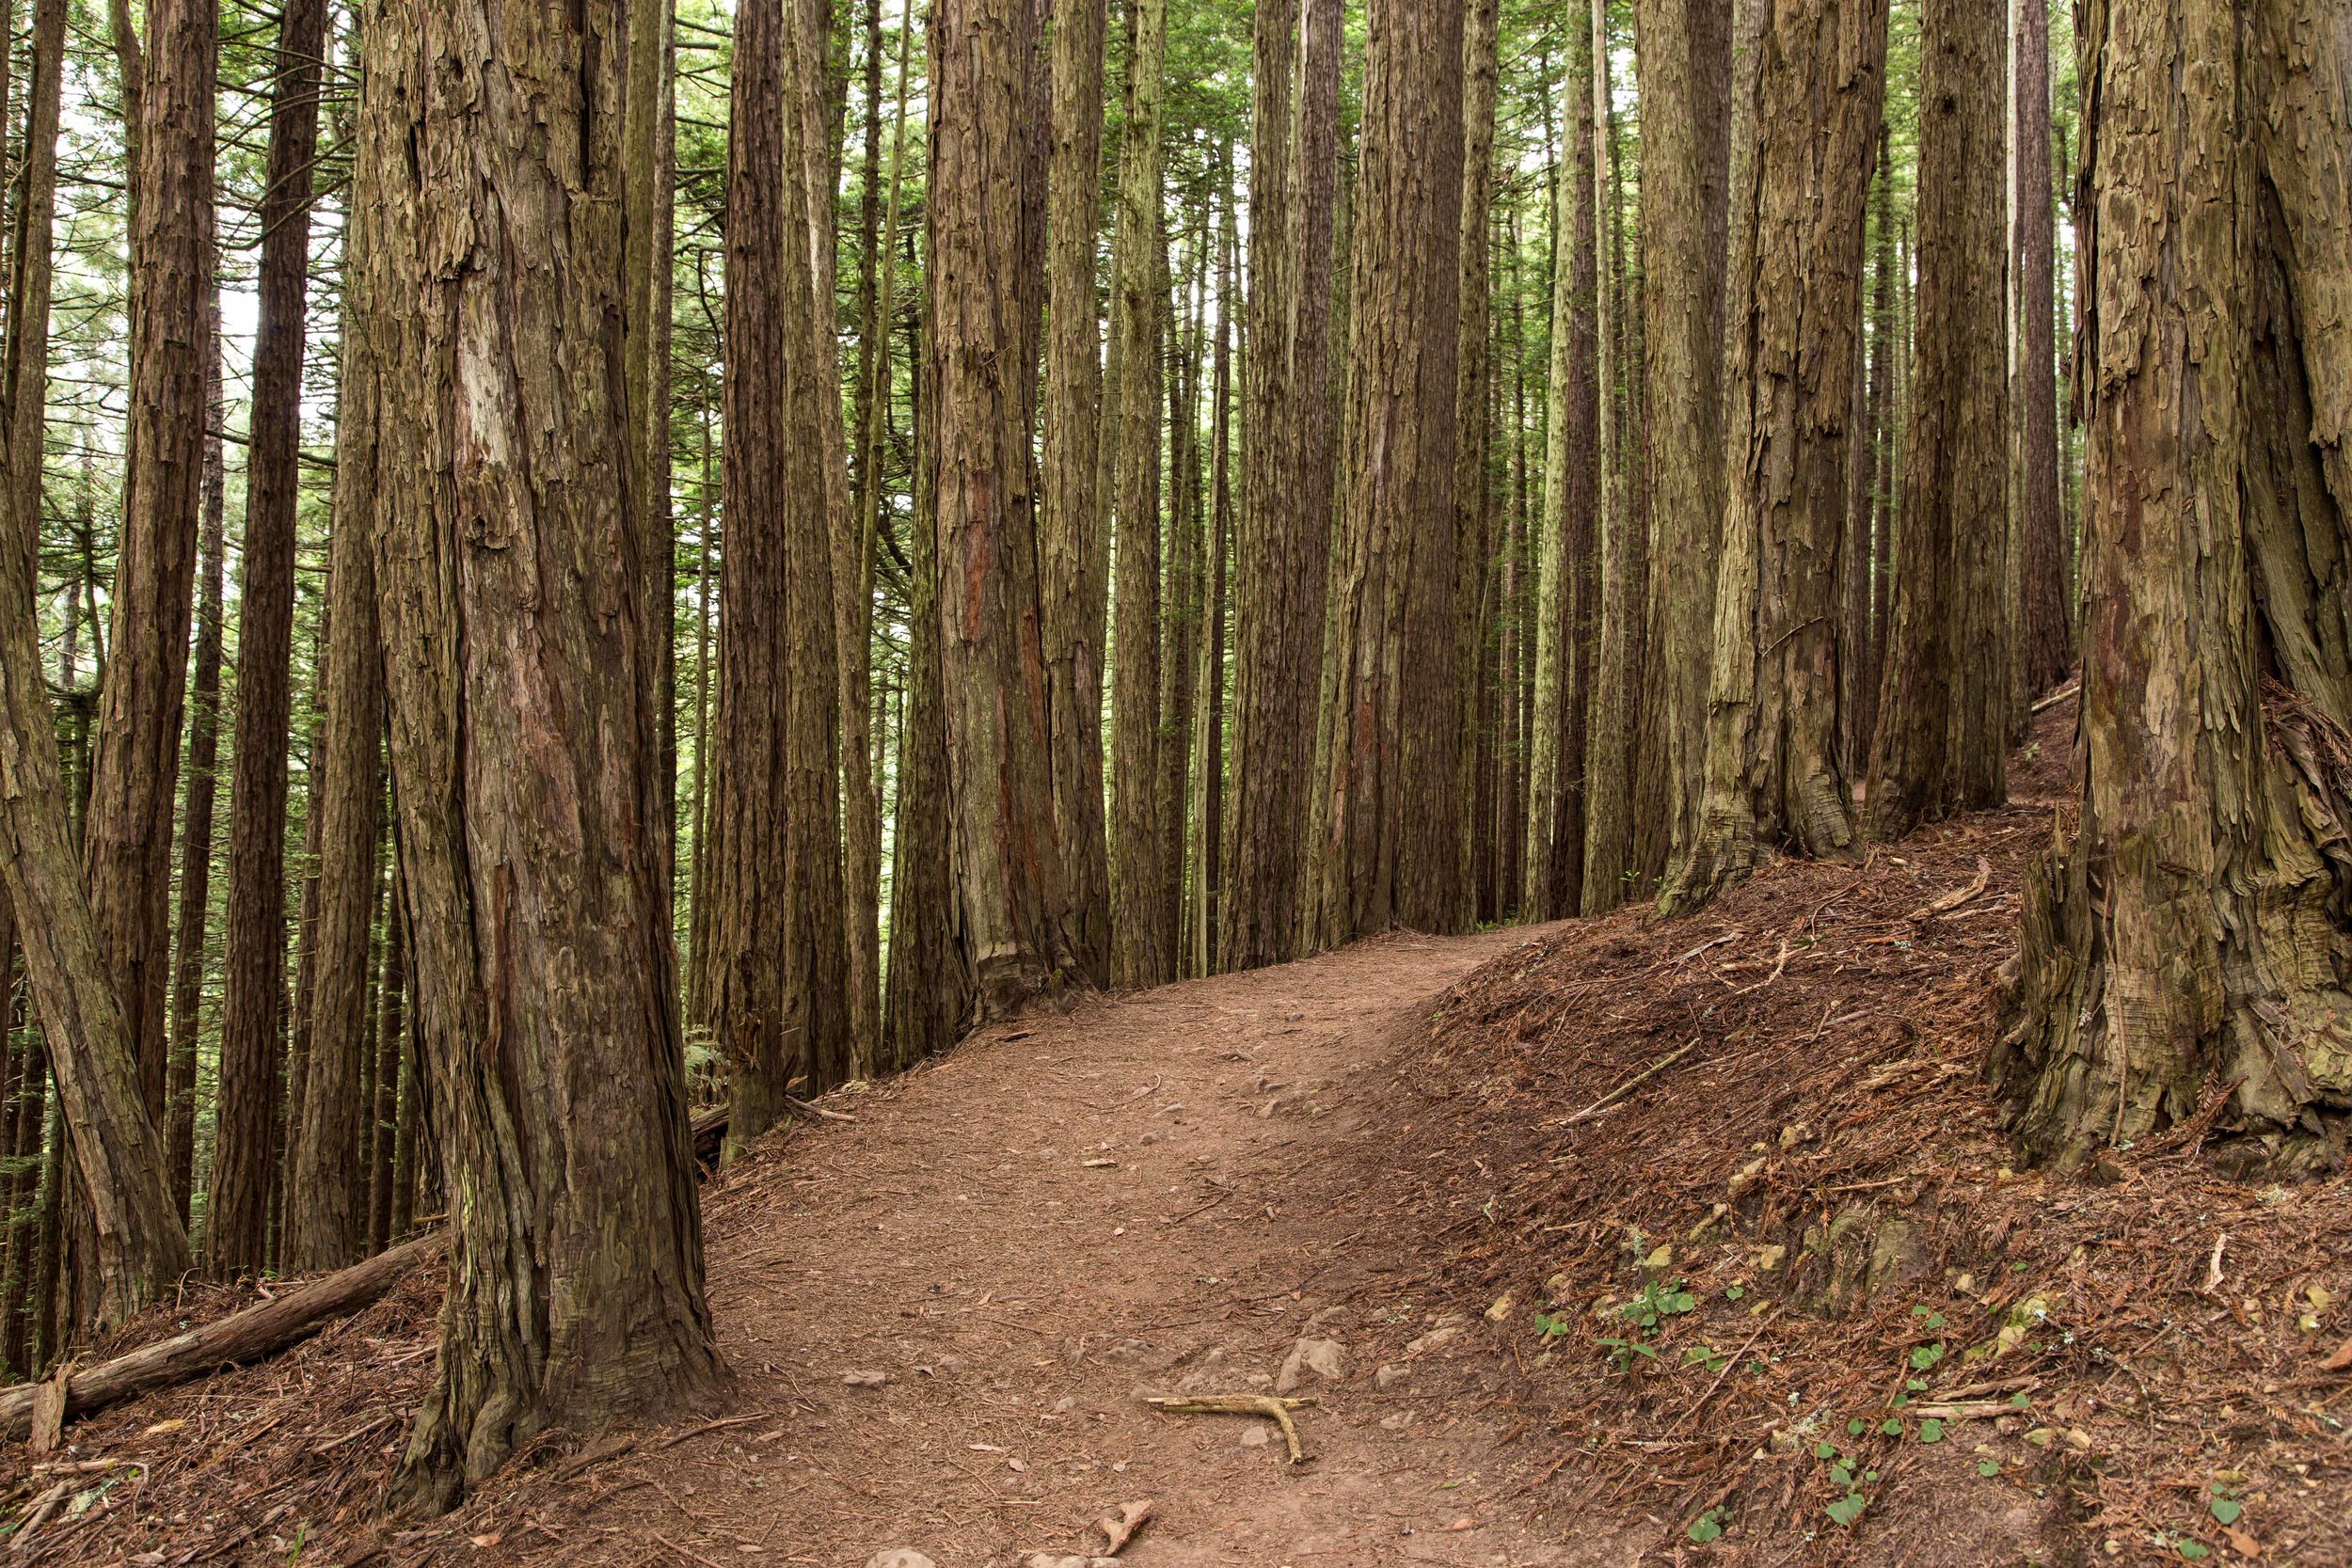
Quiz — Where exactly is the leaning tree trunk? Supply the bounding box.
[1311,0,1468,948]
[358,0,725,1512]
[82,0,216,1121]
[1990,0,2352,1175]
[284,183,385,1274]
[1107,0,1171,990]
[1864,0,2010,839]
[1661,0,1887,914]
[210,0,327,1278]
[1039,0,1113,987]
[925,0,1084,1021]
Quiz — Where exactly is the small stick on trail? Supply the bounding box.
[1143,1394,1314,1463]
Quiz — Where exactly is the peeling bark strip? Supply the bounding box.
[356,0,724,1513]
[1991,0,2352,1173]
[1661,0,1888,914]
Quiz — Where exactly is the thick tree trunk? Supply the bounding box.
[1312,0,1468,946]
[284,190,386,1275]
[1843,131,1895,771]
[1157,234,1204,969]
[925,0,1083,1021]
[1188,176,1235,976]
[1219,0,1297,973]
[1039,0,1112,987]
[1525,21,1600,923]
[1661,0,1887,913]
[358,0,725,1511]
[82,0,215,1123]
[709,0,852,1152]
[210,0,327,1279]
[2007,0,2069,712]
[1630,0,1734,890]
[1864,0,2010,838]
[1108,0,1171,990]
[1991,0,2352,1174]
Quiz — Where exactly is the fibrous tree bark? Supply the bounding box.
[1661,0,1888,913]
[709,0,852,1152]
[1990,0,2352,1174]
[1219,0,1298,973]
[1108,0,1171,990]
[1631,0,1734,889]
[358,0,724,1510]
[1312,0,1468,946]
[1524,18,1600,923]
[1864,0,2010,838]
[285,165,386,1275]
[1581,0,1638,916]
[1188,166,1236,974]
[1040,0,1112,987]
[1451,0,1501,928]
[2007,0,2070,713]
[1840,129,1895,771]
[211,0,328,1278]
[926,0,1083,1020]
[82,0,215,1121]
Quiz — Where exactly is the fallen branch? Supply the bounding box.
[2030,679,2080,715]
[1907,856,1992,922]
[1093,1497,1154,1554]
[1551,1038,1700,1128]
[786,1096,857,1124]
[0,1231,441,1445]
[1143,1394,1313,1463]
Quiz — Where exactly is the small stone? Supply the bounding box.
[843,1370,889,1387]
[1139,1132,1161,1146]
[1238,1423,1274,1448]
[1406,1324,1464,1357]
[1276,1337,1346,1392]
[1779,1122,1814,1149]
[1485,1291,1517,1322]
[1380,1412,1415,1431]
[865,1553,936,1568]
[1375,1363,1409,1389]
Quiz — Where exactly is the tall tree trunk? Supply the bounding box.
[1108,0,1171,990]
[623,0,677,862]
[1844,130,1895,770]
[285,191,387,1275]
[1219,0,1296,974]
[2007,0,2068,709]
[1581,0,1637,915]
[1630,0,1735,891]
[709,0,852,1154]
[1450,0,1501,930]
[1525,20,1601,922]
[1312,0,1468,946]
[368,847,403,1255]
[925,0,1083,1021]
[882,277,969,1065]
[1159,228,1205,965]
[359,0,725,1511]
[1040,0,1112,986]
[0,0,185,1331]
[1991,0,2352,1174]
[166,218,220,1229]
[210,0,327,1278]
[1188,167,1235,977]
[1661,0,1887,913]
[82,0,215,1124]
[1865,0,2010,838]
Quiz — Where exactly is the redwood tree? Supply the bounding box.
[359,0,724,1508]
[1992,0,2352,1173]
[1661,0,1888,912]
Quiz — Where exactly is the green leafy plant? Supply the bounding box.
[2207,1481,2242,1527]
[1595,1277,1697,1373]
[1533,1310,1573,1343]
[1686,1507,1726,1544]
[1977,1459,2002,1478]
[1814,1439,1872,1528]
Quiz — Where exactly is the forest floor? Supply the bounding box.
[14,695,2352,1567]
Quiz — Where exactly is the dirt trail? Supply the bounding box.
[485,927,1637,1568]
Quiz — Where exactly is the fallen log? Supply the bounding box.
[0,1230,442,1444]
